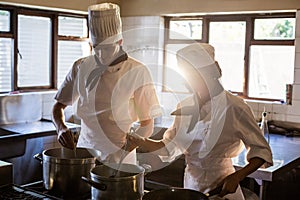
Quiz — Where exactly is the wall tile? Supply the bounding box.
[245,100,259,112]
[287,100,300,115]
[41,91,56,102]
[296,38,300,53]
[258,102,273,112]
[273,103,288,114]
[294,69,300,84]
[295,53,300,69]
[286,114,300,123]
[296,10,300,38]
[251,111,260,121]
[42,101,55,117]
[292,84,300,100]
[271,113,287,121]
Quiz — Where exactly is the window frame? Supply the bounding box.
[164,12,296,101]
[0,4,89,93]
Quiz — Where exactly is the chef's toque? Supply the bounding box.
[176,43,221,79]
[88,3,122,46]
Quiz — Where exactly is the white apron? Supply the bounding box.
[74,55,137,164]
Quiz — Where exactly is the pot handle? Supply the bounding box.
[33,153,43,163]
[81,176,107,191]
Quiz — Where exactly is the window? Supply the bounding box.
[209,21,246,93]
[57,16,89,87]
[254,18,295,40]
[0,5,90,93]
[169,19,202,40]
[248,17,295,100]
[0,10,10,31]
[164,17,203,93]
[164,13,296,101]
[0,38,12,92]
[0,10,12,92]
[17,15,51,87]
[248,45,294,99]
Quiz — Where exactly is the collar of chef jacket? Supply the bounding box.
[85,48,128,92]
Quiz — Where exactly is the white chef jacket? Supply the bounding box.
[160,90,273,200]
[55,55,162,162]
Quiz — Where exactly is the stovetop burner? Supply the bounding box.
[22,181,91,200]
[0,184,57,200]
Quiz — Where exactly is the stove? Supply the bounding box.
[0,180,162,199]
[22,181,91,200]
[0,184,60,200]
[0,181,91,200]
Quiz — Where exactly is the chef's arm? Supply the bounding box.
[127,134,169,156]
[135,119,154,138]
[52,102,76,149]
[52,102,68,131]
[219,157,265,197]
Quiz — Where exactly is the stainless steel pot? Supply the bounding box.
[82,163,145,200]
[34,147,102,197]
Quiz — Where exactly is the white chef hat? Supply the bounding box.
[176,43,221,79]
[88,3,122,46]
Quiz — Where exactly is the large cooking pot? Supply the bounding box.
[34,147,102,197]
[82,163,146,200]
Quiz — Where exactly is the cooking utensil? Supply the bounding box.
[34,147,102,197]
[82,163,145,200]
[111,127,135,178]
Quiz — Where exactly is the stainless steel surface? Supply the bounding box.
[4,137,45,185]
[0,161,13,186]
[0,120,80,139]
[232,134,300,200]
[0,138,26,159]
[0,93,42,125]
[0,120,80,159]
[89,163,144,200]
[41,147,100,197]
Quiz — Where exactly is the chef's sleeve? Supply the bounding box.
[133,68,162,121]
[236,105,273,168]
[158,118,184,163]
[54,58,83,105]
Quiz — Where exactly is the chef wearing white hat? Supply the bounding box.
[52,2,162,164]
[128,43,273,199]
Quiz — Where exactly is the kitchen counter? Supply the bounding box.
[233,133,300,200]
[0,119,80,141]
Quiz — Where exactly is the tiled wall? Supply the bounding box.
[41,91,73,121]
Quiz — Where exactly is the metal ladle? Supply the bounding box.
[110,127,135,178]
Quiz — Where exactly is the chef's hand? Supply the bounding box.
[127,133,144,148]
[218,172,240,197]
[57,128,77,149]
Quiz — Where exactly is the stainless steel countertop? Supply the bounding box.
[0,119,80,141]
[233,134,300,182]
